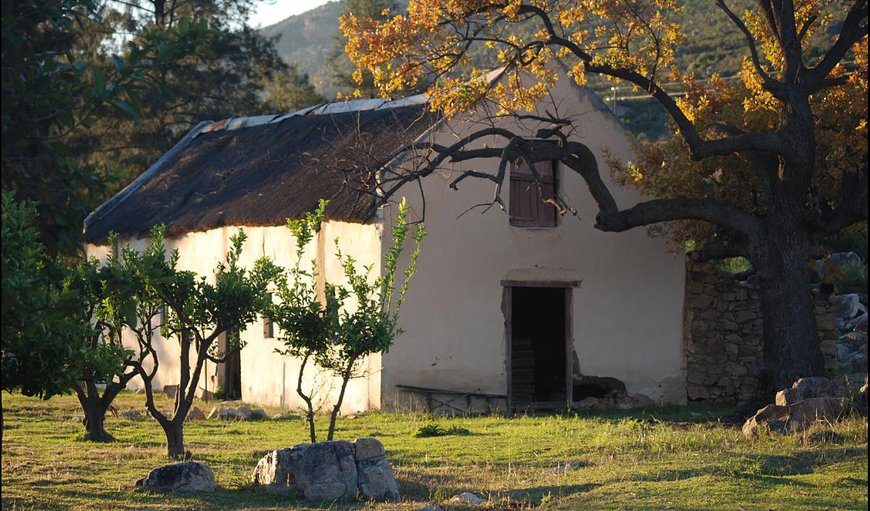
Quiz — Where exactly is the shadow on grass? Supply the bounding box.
[506,483,601,506]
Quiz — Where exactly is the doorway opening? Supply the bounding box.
[508,286,569,407]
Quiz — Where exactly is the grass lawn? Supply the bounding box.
[1,391,867,510]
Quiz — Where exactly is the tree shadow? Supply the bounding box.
[505,483,601,506]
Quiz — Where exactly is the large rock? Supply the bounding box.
[787,397,847,429]
[252,441,358,501]
[252,438,399,502]
[355,438,399,501]
[743,404,789,438]
[136,462,215,493]
[745,377,847,438]
[830,293,866,320]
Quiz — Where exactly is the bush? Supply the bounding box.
[412,422,471,438]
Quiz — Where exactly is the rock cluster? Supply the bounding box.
[830,292,868,373]
[742,377,848,438]
[684,265,838,403]
[251,438,399,502]
[136,461,215,493]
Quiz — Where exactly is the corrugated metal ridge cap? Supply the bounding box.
[192,93,431,137]
[83,120,212,237]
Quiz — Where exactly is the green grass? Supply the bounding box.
[2,392,867,510]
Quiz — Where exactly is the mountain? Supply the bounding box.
[259,1,345,99]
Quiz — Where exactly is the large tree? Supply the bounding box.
[70,0,290,196]
[342,0,868,393]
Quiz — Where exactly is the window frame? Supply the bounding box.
[509,159,558,228]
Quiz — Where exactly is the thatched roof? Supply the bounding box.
[84,96,437,244]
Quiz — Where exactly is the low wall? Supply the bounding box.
[684,264,838,403]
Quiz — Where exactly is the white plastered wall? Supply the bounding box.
[380,75,687,405]
[86,220,383,413]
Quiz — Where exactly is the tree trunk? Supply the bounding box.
[81,398,112,442]
[75,381,115,442]
[755,228,825,396]
[326,363,355,441]
[163,420,186,458]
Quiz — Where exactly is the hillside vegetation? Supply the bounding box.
[259,1,752,139]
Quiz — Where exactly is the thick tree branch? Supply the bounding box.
[512,4,789,160]
[716,0,782,94]
[805,0,868,91]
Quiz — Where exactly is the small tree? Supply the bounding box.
[270,200,340,443]
[128,226,277,457]
[324,199,425,440]
[270,198,424,442]
[1,192,131,440]
[67,237,160,442]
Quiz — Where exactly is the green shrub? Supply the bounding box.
[412,422,471,438]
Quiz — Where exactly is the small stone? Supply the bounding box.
[163,385,178,400]
[449,492,485,505]
[121,410,142,420]
[136,461,215,493]
[186,406,205,421]
[546,460,588,475]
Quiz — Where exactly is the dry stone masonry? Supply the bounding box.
[684,264,839,403]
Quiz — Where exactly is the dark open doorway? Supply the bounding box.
[508,286,570,408]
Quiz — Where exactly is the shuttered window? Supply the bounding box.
[509,160,557,227]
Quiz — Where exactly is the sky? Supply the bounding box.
[249,0,335,28]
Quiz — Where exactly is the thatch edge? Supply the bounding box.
[82,120,213,237]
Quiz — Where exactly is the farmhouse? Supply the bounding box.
[86,70,807,414]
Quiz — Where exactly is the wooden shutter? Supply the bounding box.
[509,160,557,227]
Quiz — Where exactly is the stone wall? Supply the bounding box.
[684,264,838,403]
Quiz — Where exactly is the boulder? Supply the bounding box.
[354,438,399,501]
[745,377,850,438]
[252,438,399,502]
[252,441,358,501]
[250,408,267,420]
[743,404,789,438]
[830,294,866,320]
[187,406,206,421]
[848,353,869,372]
[120,410,141,420]
[237,405,252,420]
[790,377,840,400]
[787,397,847,429]
[219,408,241,421]
[136,461,215,493]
